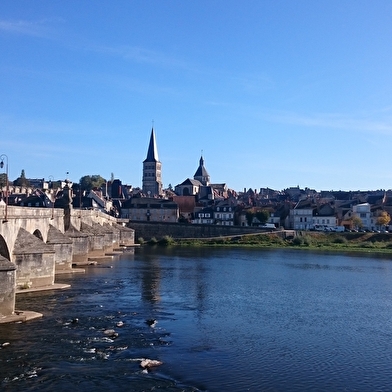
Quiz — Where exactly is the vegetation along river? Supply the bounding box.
[1,246,392,391]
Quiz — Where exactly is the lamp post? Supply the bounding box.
[48,175,54,219]
[0,154,9,223]
[48,175,54,189]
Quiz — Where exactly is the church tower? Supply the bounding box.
[142,128,162,196]
[194,155,210,186]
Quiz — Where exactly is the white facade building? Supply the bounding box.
[353,203,371,229]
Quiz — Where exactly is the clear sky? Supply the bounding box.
[1,1,392,192]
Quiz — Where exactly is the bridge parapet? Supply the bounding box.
[70,209,117,230]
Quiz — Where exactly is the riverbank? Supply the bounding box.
[142,232,392,254]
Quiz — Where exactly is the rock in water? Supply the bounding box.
[146,319,157,327]
[103,329,119,338]
[140,359,163,369]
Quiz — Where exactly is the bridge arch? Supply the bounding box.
[33,229,44,241]
[0,235,10,261]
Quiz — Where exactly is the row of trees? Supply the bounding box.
[351,210,391,229]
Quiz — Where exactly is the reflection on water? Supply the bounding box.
[141,254,161,303]
[1,247,392,391]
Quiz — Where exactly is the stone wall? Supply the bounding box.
[128,221,267,241]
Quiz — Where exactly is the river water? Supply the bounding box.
[1,247,392,391]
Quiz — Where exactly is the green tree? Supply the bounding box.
[0,173,7,188]
[245,209,254,226]
[255,210,269,225]
[13,169,30,187]
[79,175,106,192]
[246,208,269,226]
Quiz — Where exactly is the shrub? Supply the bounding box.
[302,235,313,246]
[292,236,303,246]
[360,242,375,249]
[158,235,174,246]
[137,237,145,245]
[148,237,158,245]
[292,235,312,246]
[333,237,347,244]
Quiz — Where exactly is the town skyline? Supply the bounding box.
[1,1,392,191]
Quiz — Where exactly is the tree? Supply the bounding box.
[245,208,269,226]
[351,216,363,229]
[255,210,269,225]
[245,209,255,226]
[13,169,30,187]
[0,173,7,188]
[79,175,106,192]
[376,211,390,229]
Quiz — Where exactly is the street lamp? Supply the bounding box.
[0,154,9,223]
[48,175,54,189]
[48,175,55,219]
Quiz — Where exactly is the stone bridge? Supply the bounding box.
[0,204,135,320]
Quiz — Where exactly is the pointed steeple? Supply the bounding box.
[144,128,159,162]
[142,127,162,196]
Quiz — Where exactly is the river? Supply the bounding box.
[1,247,392,391]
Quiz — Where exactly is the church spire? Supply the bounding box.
[142,126,162,196]
[144,127,159,162]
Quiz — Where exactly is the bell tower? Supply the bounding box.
[142,127,162,196]
[194,154,210,186]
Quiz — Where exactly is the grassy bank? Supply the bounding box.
[139,232,392,254]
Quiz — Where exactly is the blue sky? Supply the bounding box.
[1,1,392,192]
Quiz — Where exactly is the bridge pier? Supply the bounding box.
[47,225,74,273]
[81,222,106,257]
[0,256,16,317]
[116,224,135,247]
[13,228,56,289]
[65,225,90,265]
